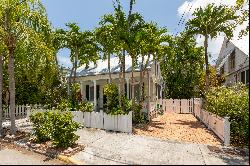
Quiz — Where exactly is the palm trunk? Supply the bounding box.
[73,51,79,102]
[108,54,112,83]
[8,47,16,135]
[119,55,122,108]
[68,66,74,99]
[73,50,78,84]
[131,56,135,112]
[121,49,126,112]
[139,55,144,102]
[0,53,3,135]
[204,35,209,90]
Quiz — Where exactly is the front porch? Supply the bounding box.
[75,71,164,112]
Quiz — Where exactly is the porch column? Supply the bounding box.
[126,78,129,99]
[93,80,97,112]
[80,81,84,101]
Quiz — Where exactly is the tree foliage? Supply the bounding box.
[161,33,204,99]
[186,3,238,90]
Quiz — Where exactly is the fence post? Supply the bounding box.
[224,116,230,146]
[26,106,31,121]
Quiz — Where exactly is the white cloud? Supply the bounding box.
[177,0,249,64]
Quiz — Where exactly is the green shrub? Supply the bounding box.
[57,98,71,111]
[50,111,80,148]
[30,111,53,142]
[204,83,249,147]
[132,102,146,124]
[103,83,120,114]
[79,100,94,112]
[30,110,80,148]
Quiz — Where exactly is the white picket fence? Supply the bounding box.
[2,104,49,120]
[162,99,193,114]
[147,99,193,120]
[2,105,29,119]
[84,110,132,133]
[193,98,230,146]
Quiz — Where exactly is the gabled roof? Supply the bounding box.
[76,55,154,77]
[230,37,249,56]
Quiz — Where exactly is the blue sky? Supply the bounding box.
[41,0,186,68]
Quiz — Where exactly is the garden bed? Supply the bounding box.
[0,127,85,157]
[133,112,222,146]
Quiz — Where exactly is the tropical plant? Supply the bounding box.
[0,44,5,135]
[30,110,80,148]
[103,83,119,114]
[186,3,238,90]
[57,23,99,102]
[204,83,249,147]
[95,24,115,83]
[161,32,204,99]
[199,65,225,95]
[234,0,249,38]
[0,0,52,134]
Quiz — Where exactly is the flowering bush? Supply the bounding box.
[204,83,249,147]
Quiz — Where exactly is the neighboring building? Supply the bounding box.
[60,66,71,83]
[74,55,164,111]
[216,37,249,86]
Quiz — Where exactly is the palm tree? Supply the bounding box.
[0,45,4,135]
[186,3,238,90]
[59,23,99,101]
[95,24,115,83]
[0,0,51,134]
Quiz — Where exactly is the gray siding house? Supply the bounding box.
[216,37,249,86]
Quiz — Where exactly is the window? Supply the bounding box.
[246,69,249,85]
[89,85,100,101]
[89,86,94,101]
[229,50,235,70]
[241,71,245,84]
[220,65,225,75]
[86,85,89,100]
[226,39,229,47]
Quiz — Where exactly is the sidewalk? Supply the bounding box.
[0,144,65,165]
[72,128,249,165]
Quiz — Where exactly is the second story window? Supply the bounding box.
[229,50,235,70]
[220,64,224,75]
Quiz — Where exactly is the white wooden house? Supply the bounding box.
[74,55,164,111]
[216,37,249,86]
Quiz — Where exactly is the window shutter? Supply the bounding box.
[86,85,89,100]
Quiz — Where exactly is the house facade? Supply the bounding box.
[216,37,249,86]
[74,55,164,112]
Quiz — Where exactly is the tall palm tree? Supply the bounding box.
[186,3,238,90]
[95,24,115,83]
[0,45,4,135]
[0,0,51,134]
[59,23,99,101]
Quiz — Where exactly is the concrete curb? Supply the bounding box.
[57,155,84,165]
